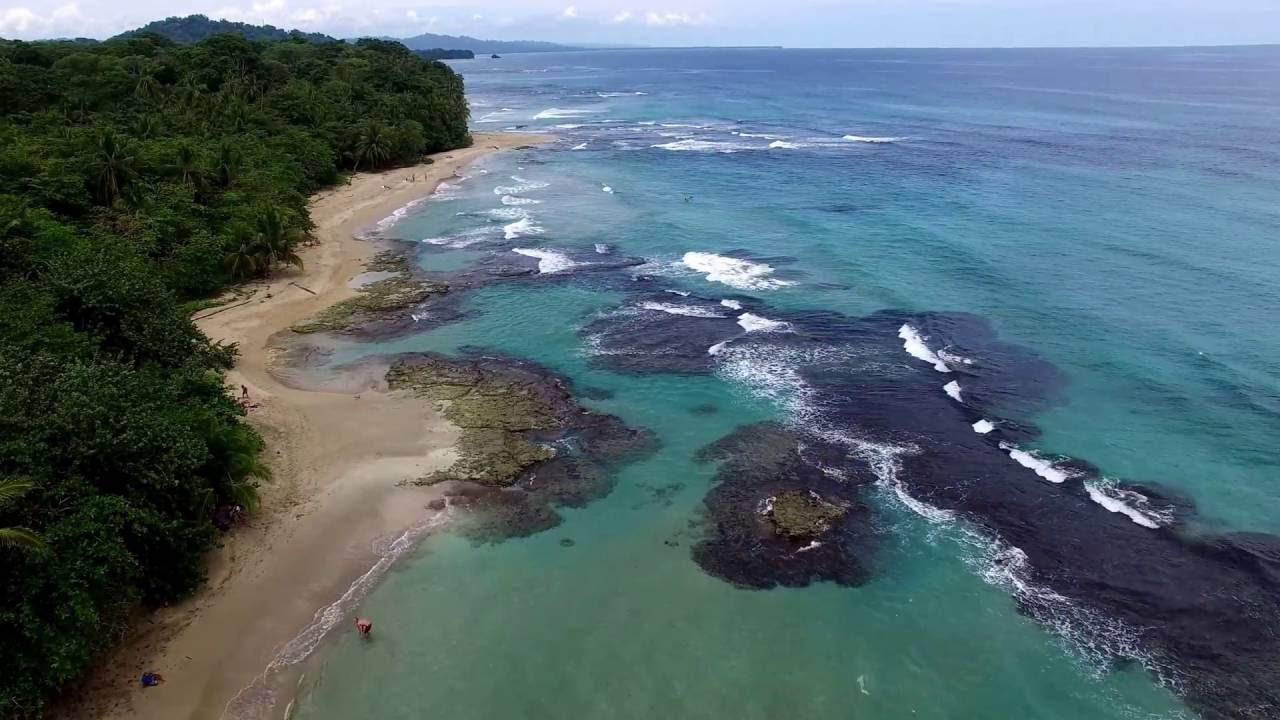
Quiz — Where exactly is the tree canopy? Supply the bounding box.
[0,31,469,717]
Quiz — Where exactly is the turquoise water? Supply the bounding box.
[291,48,1280,719]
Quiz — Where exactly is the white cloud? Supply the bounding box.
[645,10,711,27]
[0,2,98,38]
[611,10,633,23]
[561,5,577,18]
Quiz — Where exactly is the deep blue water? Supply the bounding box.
[289,47,1280,720]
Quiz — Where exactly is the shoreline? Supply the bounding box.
[52,132,550,720]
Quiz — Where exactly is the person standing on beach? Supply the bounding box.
[355,617,373,637]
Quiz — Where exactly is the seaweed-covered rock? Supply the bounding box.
[691,423,877,590]
[768,490,847,539]
[386,351,656,543]
[291,274,448,334]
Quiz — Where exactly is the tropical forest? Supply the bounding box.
[0,31,469,717]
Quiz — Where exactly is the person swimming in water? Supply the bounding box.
[355,617,373,637]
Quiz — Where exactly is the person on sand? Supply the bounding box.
[141,671,165,688]
[355,617,373,637]
[241,384,249,400]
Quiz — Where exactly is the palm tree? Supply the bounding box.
[0,478,44,551]
[223,226,261,280]
[353,121,392,171]
[173,144,202,187]
[214,141,242,189]
[91,129,137,205]
[254,208,304,274]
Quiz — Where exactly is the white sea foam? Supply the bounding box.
[737,312,790,333]
[652,139,748,153]
[665,289,690,296]
[487,207,529,221]
[595,243,611,254]
[503,217,544,240]
[597,91,647,97]
[501,195,541,205]
[943,380,963,402]
[430,181,459,201]
[373,198,427,232]
[768,140,804,150]
[512,247,578,274]
[681,251,794,291]
[602,185,615,194]
[639,301,726,318]
[734,131,782,139]
[571,142,589,151]
[493,175,550,195]
[843,134,904,143]
[476,108,516,123]
[972,419,996,434]
[534,107,597,120]
[554,123,584,129]
[897,324,951,373]
[1000,442,1072,484]
[938,348,975,366]
[1085,481,1169,529]
[720,299,742,310]
[421,226,502,248]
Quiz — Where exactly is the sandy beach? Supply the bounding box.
[51,132,547,720]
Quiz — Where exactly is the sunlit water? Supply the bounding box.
[289,47,1280,720]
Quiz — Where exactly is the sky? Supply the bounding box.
[2,0,1279,47]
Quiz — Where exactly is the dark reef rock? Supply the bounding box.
[689,403,718,416]
[559,537,575,547]
[386,350,655,544]
[691,424,878,590]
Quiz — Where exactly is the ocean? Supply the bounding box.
[287,47,1280,720]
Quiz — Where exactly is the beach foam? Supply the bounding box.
[487,207,529,221]
[639,301,726,318]
[534,107,597,120]
[503,217,543,240]
[373,198,427,233]
[843,134,905,143]
[943,380,963,402]
[501,195,541,205]
[421,226,502,248]
[512,247,579,274]
[1084,481,1168,529]
[1000,442,1072,484]
[897,324,952,372]
[681,251,795,290]
[972,419,996,434]
[720,299,742,310]
[494,176,550,195]
[652,139,749,153]
[571,142,589,151]
[737,312,790,333]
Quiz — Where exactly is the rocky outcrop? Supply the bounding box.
[386,351,656,542]
[691,423,877,590]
